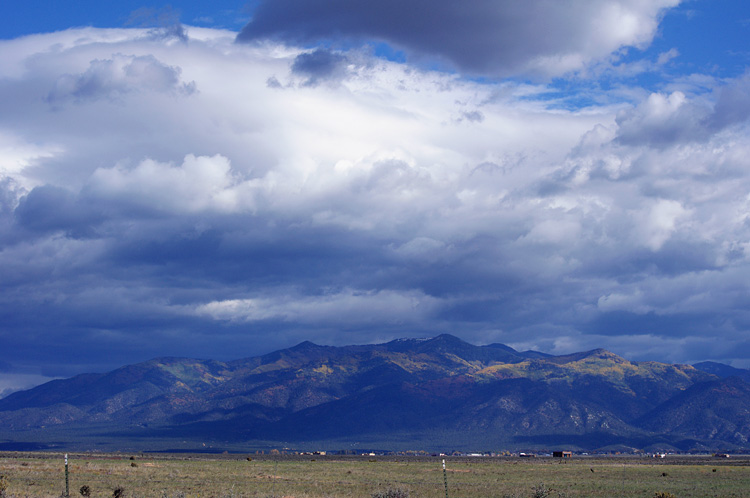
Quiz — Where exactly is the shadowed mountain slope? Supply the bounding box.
[0,335,746,451]
[693,361,750,383]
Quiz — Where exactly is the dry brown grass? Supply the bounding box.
[0,453,748,497]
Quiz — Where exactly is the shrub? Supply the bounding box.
[529,483,570,498]
[113,486,125,498]
[160,492,185,498]
[531,483,551,498]
[0,475,8,498]
[80,485,91,497]
[371,487,409,498]
[653,493,677,498]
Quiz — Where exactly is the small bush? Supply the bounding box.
[130,462,138,467]
[532,483,551,498]
[371,487,409,498]
[531,483,570,498]
[653,493,677,498]
[160,491,186,498]
[0,475,8,498]
[113,486,125,498]
[80,485,91,497]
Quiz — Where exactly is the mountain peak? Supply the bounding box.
[589,348,620,358]
[290,340,320,351]
[545,348,625,365]
[485,343,518,353]
[383,334,469,353]
[425,334,469,347]
[413,334,481,355]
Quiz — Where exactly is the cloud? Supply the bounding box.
[14,184,100,235]
[656,48,680,66]
[615,73,750,147]
[291,49,351,86]
[709,71,750,131]
[615,91,710,146]
[85,154,244,214]
[0,374,61,399]
[2,25,750,382]
[634,198,691,251]
[47,54,196,103]
[194,289,441,325]
[126,6,189,42]
[0,133,62,184]
[238,0,682,78]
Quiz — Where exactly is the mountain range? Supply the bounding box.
[1,334,749,453]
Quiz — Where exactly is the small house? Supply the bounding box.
[553,451,572,458]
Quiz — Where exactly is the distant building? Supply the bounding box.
[553,451,572,458]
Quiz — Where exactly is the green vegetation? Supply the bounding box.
[0,453,748,498]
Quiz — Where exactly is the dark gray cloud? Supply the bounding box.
[238,0,680,77]
[291,49,350,86]
[14,185,101,236]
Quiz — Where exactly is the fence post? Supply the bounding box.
[442,459,449,498]
[65,453,70,498]
[272,459,278,498]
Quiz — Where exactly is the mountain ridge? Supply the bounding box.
[1,334,748,452]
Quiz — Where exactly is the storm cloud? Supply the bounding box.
[2,1,750,394]
[238,0,680,77]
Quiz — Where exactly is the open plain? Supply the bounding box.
[0,452,749,498]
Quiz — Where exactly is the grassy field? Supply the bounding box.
[0,453,749,498]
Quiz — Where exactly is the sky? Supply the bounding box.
[1,0,750,396]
